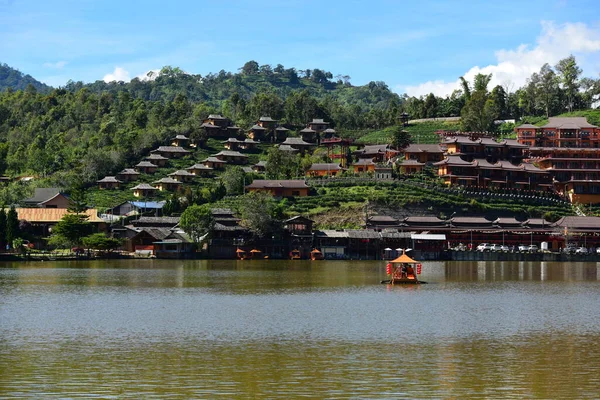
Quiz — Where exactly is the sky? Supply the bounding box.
[1,0,599,97]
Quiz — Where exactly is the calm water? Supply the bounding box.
[1,259,600,399]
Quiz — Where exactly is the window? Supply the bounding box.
[292,191,300,196]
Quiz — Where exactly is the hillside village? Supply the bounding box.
[3,112,600,260]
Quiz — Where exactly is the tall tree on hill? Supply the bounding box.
[240,61,259,75]
[536,63,560,118]
[460,74,498,132]
[0,208,6,248]
[555,55,582,113]
[5,206,19,247]
[390,126,412,149]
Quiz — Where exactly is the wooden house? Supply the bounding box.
[306,163,343,177]
[135,161,158,174]
[202,157,227,170]
[253,160,267,172]
[280,137,315,154]
[245,180,310,197]
[151,146,190,159]
[97,176,122,190]
[168,170,196,183]
[22,188,70,208]
[352,159,376,173]
[213,150,248,164]
[171,135,190,147]
[153,177,182,191]
[145,154,168,167]
[516,117,600,148]
[116,168,140,182]
[186,163,214,176]
[277,145,299,154]
[403,144,444,164]
[248,124,267,141]
[131,183,158,198]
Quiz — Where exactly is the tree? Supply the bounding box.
[67,183,88,214]
[535,64,560,117]
[180,204,214,243]
[240,60,259,75]
[221,166,246,195]
[238,191,284,238]
[265,147,300,179]
[0,208,6,248]
[390,126,412,149]
[461,90,498,132]
[48,213,90,248]
[82,233,122,251]
[5,206,19,247]
[555,55,582,112]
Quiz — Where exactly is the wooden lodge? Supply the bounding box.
[135,161,158,174]
[116,168,140,182]
[202,157,227,170]
[253,160,267,172]
[151,146,190,159]
[168,170,196,183]
[97,176,122,190]
[443,136,527,162]
[277,144,299,154]
[171,135,190,147]
[280,137,315,154]
[131,183,158,197]
[213,150,249,164]
[186,163,214,176]
[245,180,310,197]
[352,159,376,173]
[145,153,169,167]
[201,115,241,139]
[403,144,444,163]
[354,144,399,162]
[153,177,182,191]
[307,163,343,177]
[223,138,260,151]
[22,188,70,208]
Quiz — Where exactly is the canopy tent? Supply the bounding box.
[390,251,418,264]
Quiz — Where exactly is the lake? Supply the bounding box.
[1,259,600,399]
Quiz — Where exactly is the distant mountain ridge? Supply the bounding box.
[0,63,52,93]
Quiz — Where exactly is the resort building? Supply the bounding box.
[153,177,182,191]
[145,153,169,167]
[352,159,376,173]
[516,117,600,148]
[245,180,310,197]
[186,163,214,176]
[135,161,158,174]
[171,135,190,147]
[213,150,249,164]
[96,176,122,190]
[202,157,227,170]
[354,144,399,162]
[131,183,158,197]
[201,115,241,139]
[150,146,190,159]
[116,168,140,182]
[280,137,315,154]
[306,163,343,177]
[168,170,196,183]
[22,188,70,208]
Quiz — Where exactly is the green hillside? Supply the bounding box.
[0,63,52,93]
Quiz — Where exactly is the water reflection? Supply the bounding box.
[1,260,600,398]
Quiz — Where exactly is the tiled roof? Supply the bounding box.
[97,176,122,183]
[214,150,248,157]
[118,168,140,175]
[153,177,181,184]
[187,164,214,170]
[404,144,443,153]
[131,183,157,190]
[246,180,309,189]
[152,146,190,153]
[135,161,158,168]
[23,188,62,204]
[541,117,598,129]
[146,154,168,160]
[168,170,195,176]
[282,137,315,146]
[15,208,103,223]
[308,163,342,171]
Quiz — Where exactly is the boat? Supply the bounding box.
[250,249,263,259]
[310,249,324,260]
[290,249,301,260]
[381,250,426,284]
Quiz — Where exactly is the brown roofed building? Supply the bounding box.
[168,170,196,183]
[97,176,122,190]
[281,137,315,154]
[131,183,158,197]
[145,153,169,167]
[151,146,190,159]
[23,188,70,208]
[213,150,248,164]
[117,168,140,182]
[306,163,343,177]
[403,144,444,163]
[171,135,190,147]
[516,117,600,148]
[352,158,376,173]
[153,177,182,191]
[245,180,310,197]
[202,157,227,170]
[186,163,214,176]
[135,161,158,174]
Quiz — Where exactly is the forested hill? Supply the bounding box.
[63,62,402,129]
[0,63,52,93]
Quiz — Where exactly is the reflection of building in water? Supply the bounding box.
[445,261,598,281]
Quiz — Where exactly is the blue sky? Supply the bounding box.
[1,0,599,96]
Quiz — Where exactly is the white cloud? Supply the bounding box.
[403,21,600,98]
[136,69,160,81]
[43,60,67,69]
[103,66,131,83]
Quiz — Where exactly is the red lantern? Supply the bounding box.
[417,263,422,274]
[386,263,392,275]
